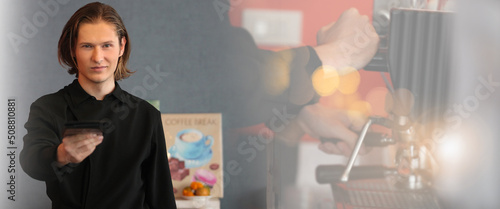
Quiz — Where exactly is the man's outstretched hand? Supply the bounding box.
[314,8,379,70]
[57,130,103,166]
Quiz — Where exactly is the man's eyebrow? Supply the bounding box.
[78,40,115,45]
[101,41,114,44]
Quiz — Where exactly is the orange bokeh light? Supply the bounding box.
[338,67,361,95]
[311,65,339,96]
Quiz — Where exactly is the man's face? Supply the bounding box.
[74,21,125,87]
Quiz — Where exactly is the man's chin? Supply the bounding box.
[79,76,113,85]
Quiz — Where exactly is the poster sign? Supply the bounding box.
[162,113,223,198]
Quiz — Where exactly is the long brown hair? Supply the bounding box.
[58,2,133,80]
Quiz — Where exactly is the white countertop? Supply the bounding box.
[175,198,220,209]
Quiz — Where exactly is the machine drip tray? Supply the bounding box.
[332,178,442,209]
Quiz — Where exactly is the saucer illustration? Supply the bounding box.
[169,147,213,168]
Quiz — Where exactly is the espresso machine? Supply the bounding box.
[316,6,453,209]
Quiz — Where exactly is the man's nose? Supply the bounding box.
[92,48,103,64]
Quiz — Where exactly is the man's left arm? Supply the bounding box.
[143,112,177,208]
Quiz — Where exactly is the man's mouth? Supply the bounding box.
[91,66,107,70]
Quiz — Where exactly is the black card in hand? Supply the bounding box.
[63,121,105,137]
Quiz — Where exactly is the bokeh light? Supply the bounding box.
[346,100,372,126]
[263,50,293,96]
[437,132,465,164]
[311,65,339,96]
[347,100,372,116]
[338,66,361,95]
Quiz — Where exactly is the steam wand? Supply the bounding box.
[339,116,395,182]
[340,118,374,182]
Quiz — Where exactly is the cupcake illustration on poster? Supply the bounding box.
[162,113,223,198]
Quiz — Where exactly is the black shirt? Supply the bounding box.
[20,80,177,209]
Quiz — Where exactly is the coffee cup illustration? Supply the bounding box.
[170,129,213,160]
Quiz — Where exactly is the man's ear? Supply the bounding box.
[119,37,126,56]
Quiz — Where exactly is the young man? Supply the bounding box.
[20,2,176,208]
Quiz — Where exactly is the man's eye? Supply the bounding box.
[82,45,92,48]
[103,44,112,48]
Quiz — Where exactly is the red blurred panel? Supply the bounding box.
[228,0,387,115]
[228,0,374,46]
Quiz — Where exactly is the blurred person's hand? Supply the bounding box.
[314,8,379,70]
[275,103,371,156]
[57,130,103,166]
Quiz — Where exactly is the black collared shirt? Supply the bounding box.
[20,80,177,209]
